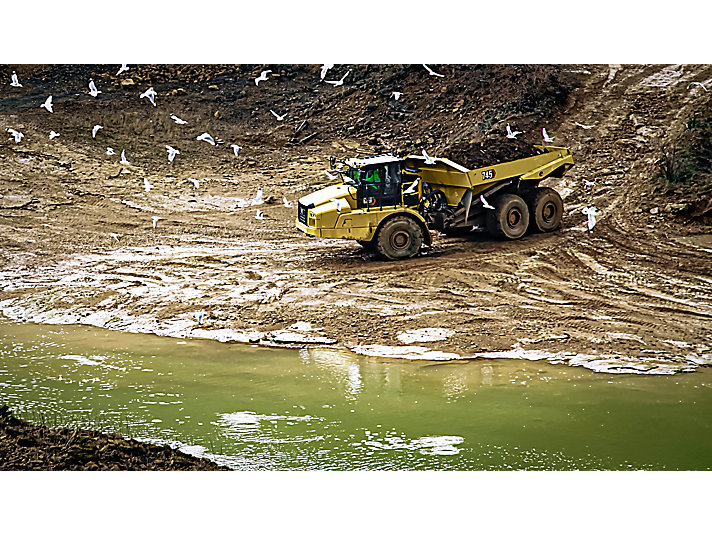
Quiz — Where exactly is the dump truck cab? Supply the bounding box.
[295,145,574,260]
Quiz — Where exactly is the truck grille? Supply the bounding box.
[298,202,308,225]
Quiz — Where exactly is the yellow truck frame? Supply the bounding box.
[296,145,574,260]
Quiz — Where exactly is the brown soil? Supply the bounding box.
[0,406,227,470]
[1,63,711,380]
[446,138,543,169]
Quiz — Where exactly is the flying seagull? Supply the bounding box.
[109,233,120,243]
[144,177,153,192]
[270,109,287,121]
[230,144,242,157]
[188,178,200,189]
[165,145,180,163]
[255,70,271,86]
[49,131,60,140]
[88,79,101,97]
[170,114,187,125]
[117,64,129,76]
[542,127,555,143]
[391,91,403,101]
[140,87,157,106]
[422,64,444,77]
[282,196,293,208]
[422,148,435,165]
[252,187,264,206]
[151,216,162,229]
[196,311,204,327]
[403,177,420,195]
[7,128,23,143]
[40,95,53,113]
[120,150,131,165]
[323,170,338,180]
[255,209,266,220]
[324,70,351,87]
[581,206,599,232]
[687,81,708,92]
[574,121,595,129]
[106,147,116,156]
[480,195,495,210]
[196,132,216,145]
[506,124,523,139]
[10,71,22,87]
[92,125,103,138]
[320,64,334,81]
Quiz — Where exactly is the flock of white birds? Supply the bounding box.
[4,64,605,238]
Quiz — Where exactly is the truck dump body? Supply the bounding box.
[296,145,574,259]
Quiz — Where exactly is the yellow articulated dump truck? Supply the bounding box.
[295,146,574,260]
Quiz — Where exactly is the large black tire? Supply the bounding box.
[375,216,424,260]
[486,194,529,240]
[523,187,563,233]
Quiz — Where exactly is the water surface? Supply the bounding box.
[1,321,710,470]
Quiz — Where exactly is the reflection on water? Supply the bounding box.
[1,321,712,470]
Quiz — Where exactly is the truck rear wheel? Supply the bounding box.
[486,194,529,240]
[523,187,563,233]
[375,216,423,260]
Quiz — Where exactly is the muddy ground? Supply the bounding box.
[0,405,226,470]
[1,64,711,375]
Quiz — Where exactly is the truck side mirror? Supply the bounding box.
[329,156,336,170]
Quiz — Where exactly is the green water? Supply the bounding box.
[1,320,710,470]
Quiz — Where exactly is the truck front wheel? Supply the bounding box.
[486,194,529,240]
[523,187,563,233]
[375,216,423,260]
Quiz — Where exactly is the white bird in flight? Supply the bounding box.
[120,150,131,165]
[49,131,60,140]
[542,127,555,143]
[270,109,287,121]
[282,196,293,208]
[10,71,22,87]
[7,128,24,143]
[255,209,266,220]
[109,233,120,243]
[144,177,153,192]
[165,145,180,163]
[188,178,200,189]
[171,114,187,125]
[403,177,420,195]
[323,170,337,180]
[92,125,103,138]
[140,87,157,106]
[252,187,264,206]
[423,64,444,77]
[117,64,129,76]
[255,70,271,86]
[582,206,599,231]
[196,132,216,145]
[40,95,53,113]
[106,147,116,156]
[88,79,101,97]
[320,64,334,81]
[506,124,523,139]
[422,148,435,165]
[687,81,708,92]
[480,195,495,210]
[324,70,351,87]
[574,121,595,129]
[151,216,162,229]
[230,144,242,157]
[392,91,402,101]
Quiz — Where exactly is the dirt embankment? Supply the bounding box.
[0,406,226,470]
[0,63,711,378]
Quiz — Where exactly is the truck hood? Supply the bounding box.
[298,184,355,209]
